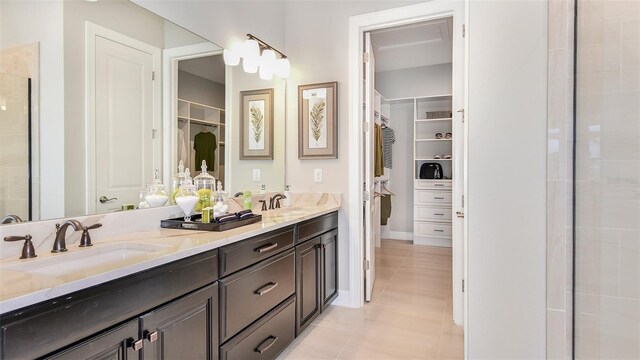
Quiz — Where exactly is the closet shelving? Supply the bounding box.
[414,94,453,180]
[177,98,225,183]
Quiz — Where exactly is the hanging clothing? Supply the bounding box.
[374,124,384,177]
[380,194,392,226]
[382,126,395,169]
[177,127,188,167]
[194,131,217,171]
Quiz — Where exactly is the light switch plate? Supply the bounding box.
[314,169,323,183]
[252,169,261,181]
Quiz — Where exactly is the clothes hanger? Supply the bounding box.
[382,183,395,196]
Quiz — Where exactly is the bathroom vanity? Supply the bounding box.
[0,209,339,360]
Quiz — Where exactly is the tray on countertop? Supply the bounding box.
[161,213,262,231]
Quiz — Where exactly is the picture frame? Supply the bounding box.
[298,81,338,159]
[240,88,274,160]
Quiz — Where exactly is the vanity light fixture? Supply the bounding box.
[224,34,290,79]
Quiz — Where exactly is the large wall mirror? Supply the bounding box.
[0,0,286,224]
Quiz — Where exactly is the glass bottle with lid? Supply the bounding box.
[145,169,169,207]
[170,160,186,205]
[175,168,199,221]
[193,160,216,212]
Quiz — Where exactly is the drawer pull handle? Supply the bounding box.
[255,335,278,354]
[434,229,445,233]
[434,213,445,216]
[255,282,279,295]
[144,330,158,343]
[129,339,143,351]
[255,243,278,253]
[434,197,445,200]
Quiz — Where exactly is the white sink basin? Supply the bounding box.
[3,243,171,277]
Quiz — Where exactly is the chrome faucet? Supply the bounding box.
[269,194,287,210]
[52,219,83,253]
[1,215,24,224]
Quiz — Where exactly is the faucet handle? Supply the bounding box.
[258,200,268,212]
[80,223,102,247]
[4,234,37,259]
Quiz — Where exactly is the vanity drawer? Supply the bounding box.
[220,249,295,342]
[414,180,452,190]
[220,296,295,360]
[415,190,452,206]
[219,226,295,277]
[414,206,452,222]
[297,212,338,244]
[414,221,452,238]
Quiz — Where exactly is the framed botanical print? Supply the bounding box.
[240,88,274,159]
[298,81,338,159]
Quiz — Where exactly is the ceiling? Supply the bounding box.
[178,55,226,84]
[371,18,453,73]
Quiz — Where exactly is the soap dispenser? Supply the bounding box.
[175,168,199,221]
[283,185,292,208]
[145,169,169,207]
[193,160,216,212]
[170,160,186,205]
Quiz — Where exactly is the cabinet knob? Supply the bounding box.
[129,338,143,351]
[145,330,158,343]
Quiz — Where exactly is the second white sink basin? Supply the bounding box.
[4,243,171,277]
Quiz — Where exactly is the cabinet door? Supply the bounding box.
[44,320,139,360]
[320,229,339,309]
[295,237,321,335]
[140,283,218,360]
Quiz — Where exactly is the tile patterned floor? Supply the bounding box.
[279,240,464,359]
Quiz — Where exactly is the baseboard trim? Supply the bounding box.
[388,231,414,241]
[413,237,452,247]
[330,290,354,307]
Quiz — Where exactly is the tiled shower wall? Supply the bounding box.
[548,0,640,359]
[547,0,574,359]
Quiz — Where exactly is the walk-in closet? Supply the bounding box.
[177,54,226,184]
[370,17,462,249]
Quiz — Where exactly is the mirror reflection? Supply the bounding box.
[0,0,285,224]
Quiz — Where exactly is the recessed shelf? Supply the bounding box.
[415,94,453,100]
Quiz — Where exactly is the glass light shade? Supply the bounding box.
[275,58,291,78]
[243,56,259,73]
[223,48,240,66]
[242,39,260,59]
[259,49,277,80]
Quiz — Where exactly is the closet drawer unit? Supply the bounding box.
[219,249,295,342]
[414,221,452,238]
[220,296,295,360]
[414,190,452,206]
[414,206,453,222]
[414,180,452,190]
[219,226,295,277]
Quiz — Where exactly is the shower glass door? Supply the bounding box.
[574,1,640,358]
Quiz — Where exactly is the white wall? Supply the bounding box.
[466,0,547,358]
[376,63,452,99]
[283,0,425,296]
[226,67,286,195]
[0,0,65,220]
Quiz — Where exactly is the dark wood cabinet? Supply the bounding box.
[295,237,322,335]
[320,229,339,309]
[44,283,219,360]
[294,214,339,336]
[44,320,139,360]
[141,283,218,360]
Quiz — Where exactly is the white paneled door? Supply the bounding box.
[363,32,376,302]
[92,32,157,213]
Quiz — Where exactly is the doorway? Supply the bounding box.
[348,0,465,334]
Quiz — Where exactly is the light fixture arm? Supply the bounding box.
[246,33,287,59]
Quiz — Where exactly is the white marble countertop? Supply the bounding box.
[0,205,339,315]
